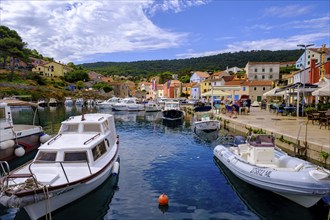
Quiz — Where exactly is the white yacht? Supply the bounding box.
[98,97,121,109]
[112,97,144,111]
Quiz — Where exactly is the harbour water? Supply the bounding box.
[0,105,328,220]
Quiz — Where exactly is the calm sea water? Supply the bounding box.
[0,105,328,220]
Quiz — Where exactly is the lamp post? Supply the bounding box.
[297,43,314,117]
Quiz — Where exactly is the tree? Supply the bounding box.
[65,69,89,83]
[76,81,85,90]
[92,82,113,93]
[0,26,29,81]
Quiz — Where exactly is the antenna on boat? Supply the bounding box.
[81,104,86,121]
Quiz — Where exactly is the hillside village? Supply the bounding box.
[10,45,329,107]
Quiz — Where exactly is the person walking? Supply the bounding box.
[246,98,251,112]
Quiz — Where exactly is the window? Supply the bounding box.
[92,141,107,161]
[242,86,246,91]
[254,75,257,79]
[262,75,265,79]
[254,87,257,91]
[270,75,273,79]
[263,87,265,90]
[84,124,101,132]
[262,68,265,72]
[270,68,273,72]
[36,151,57,161]
[0,108,5,120]
[64,151,88,162]
[254,68,257,72]
[60,124,79,133]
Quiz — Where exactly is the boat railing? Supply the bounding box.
[30,159,92,184]
[47,133,62,145]
[0,161,10,177]
[84,133,100,145]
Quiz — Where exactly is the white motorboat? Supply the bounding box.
[64,97,73,106]
[193,105,220,134]
[213,134,330,208]
[112,97,144,111]
[48,98,58,107]
[75,98,84,106]
[0,113,120,219]
[0,100,50,162]
[98,97,120,109]
[145,101,161,112]
[37,99,47,107]
[161,101,184,121]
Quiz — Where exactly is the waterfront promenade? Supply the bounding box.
[216,106,330,163]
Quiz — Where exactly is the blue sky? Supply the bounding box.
[1,0,329,64]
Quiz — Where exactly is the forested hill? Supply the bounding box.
[81,49,302,76]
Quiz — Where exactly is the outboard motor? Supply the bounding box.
[234,136,246,147]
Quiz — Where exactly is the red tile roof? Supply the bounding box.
[249,80,273,86]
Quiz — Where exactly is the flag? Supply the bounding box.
[152,80,157,90]
[167,80,171,89]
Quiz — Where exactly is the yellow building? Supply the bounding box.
[32,61,72,77]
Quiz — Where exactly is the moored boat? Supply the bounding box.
[37,98,47,107]
[161,101,184,121]
[48,98,58,107]
[193,105,220,135]
[112,97,144,111]
[213,134,330,208]
[64,97,73,106]
[0,99,50,163]
[0,113,120,219]
[145,101,161,112]
[98,97,120,109]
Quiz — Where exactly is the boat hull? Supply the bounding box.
[23,156,118,219]
[162,109,184,121]
[213,145,330,208]
[194,120,220,133]
[112,105,144,111]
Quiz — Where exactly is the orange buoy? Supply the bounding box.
[158,193,169,206]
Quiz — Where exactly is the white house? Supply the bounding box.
[190,71,210,83]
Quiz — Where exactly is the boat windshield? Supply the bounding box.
[60,124,79,133]
[64,151,88,162]
[249,135,274,147]
[36,151,57,161]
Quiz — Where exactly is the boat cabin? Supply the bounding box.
[33,114,117,167]
[240,135,275,165]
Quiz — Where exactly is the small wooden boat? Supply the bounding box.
[0,113,120,219]
[213,134,330,208]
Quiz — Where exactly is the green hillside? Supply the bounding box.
[81,49,302,76]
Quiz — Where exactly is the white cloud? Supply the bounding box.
[1,0,193,63]
[145,0,209,16]
[264,4,312,18]
[176,32,329,59]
